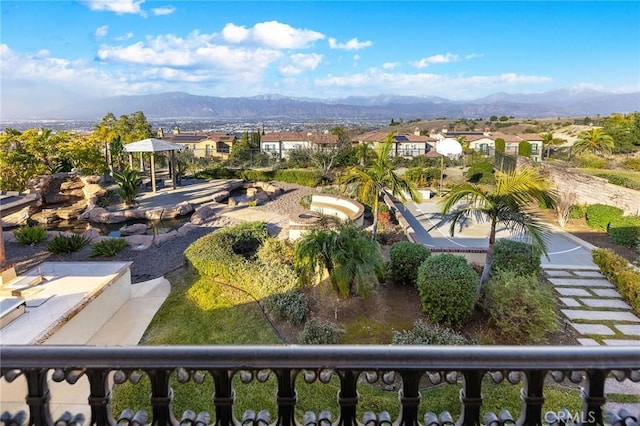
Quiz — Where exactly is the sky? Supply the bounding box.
[1,0,639,113]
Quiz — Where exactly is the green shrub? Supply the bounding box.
[47,234,90,254]
[518,141,532,157]
[622,157,640,172]
[466,162,495,184]
[299,319,342,344]
[257,238,295,267]
[95,189,114,208]
[262,290,309,325]
[494,138,505,153]
[593,173,640,191]
[90,238,128,257]
[112,167,142,206]
[196,167,239,180]
[569,204,587,219]
[391,320,469,345]
[492,239,541,277]
[483,271,558,344]
[184,222,298,300]
[274,169,323,187]
[13,225,47,245]
[574,154,608,169]
[592,248,640,313]
[388,241,431,285]
[607,216,640,248]
[586,204,623,230]
[404,167,440,187]
[416,254,478,327]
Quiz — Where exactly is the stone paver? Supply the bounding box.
[559,297,581,307]
[569,323,615,335]
[561,310,640,322]
[615,324,640,336]
[602,339,640,346]
[592,289,623,298]
[577,338,600,346]
[544,270,574,277]
[556,287,591,296]
[572,270,605,278]
[580,298,631,309]
[548,278,614,287]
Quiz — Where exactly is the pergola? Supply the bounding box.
[123,138,185,193]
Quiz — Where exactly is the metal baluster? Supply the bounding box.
[516,370,545,426]
[212,370,235,426]
[24,368,53,426]
[459,370,483,426]
[275,369,296,426]
[148,369,178,426]
[581,370,607,426]
[398,371,421,426]
[337,371,358,426]
[86,369,117,426]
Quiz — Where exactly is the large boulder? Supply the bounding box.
[119,223,148,236]
[56,202,86,220]
[191,205,218,224]
[31,209,60,224]
[125,234,154,250]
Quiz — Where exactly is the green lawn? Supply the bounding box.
[110,267,640,420]
[571,168,640,190]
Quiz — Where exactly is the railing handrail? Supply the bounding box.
[2,345,639,370]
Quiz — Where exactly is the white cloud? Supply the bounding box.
[221,21,324,49]
[328,37,372,50]
[94,25,109,38]
[115,32,134,41]
[222,23,250,44]
[411,53,460,68]
[151,5,175,16]
[465,53,483,60]
[280,53,323,76]
[79,0,145,15]
[382,62,400,70]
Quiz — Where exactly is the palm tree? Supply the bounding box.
[440,167,555,286]
[573,128,614,156]
[295,222,383,298]
[341,133,421,240]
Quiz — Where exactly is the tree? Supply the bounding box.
[573,128,614,156]
[340,133,421,241]
[601,112,640,153]
[295,222,382,298]
[456,136,470,167]
[541,132,565,159]
[440,167,555,286]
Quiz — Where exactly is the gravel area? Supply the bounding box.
[3,182,315,283]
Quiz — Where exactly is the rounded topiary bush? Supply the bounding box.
[391,320,469,345]
[466,162,495,184]
[416,253,478,327]
[491,239,541,277]
[607,215,640,248]
[262,290,309,325]
[388,241,431,285]
[569,204,587,219]
[586,204,623,230]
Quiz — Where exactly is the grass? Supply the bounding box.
[571,168,640,190]
[110,266,639,420]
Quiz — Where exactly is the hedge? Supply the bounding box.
[388,241,431,286]
[491,239,541,278]
[592,248,640,313]
[466,162,495,184]
[197,167,323,187]
[184,222,299,300]
[585,204,623,230]
[518,141,532,157]
[607,216,640,248]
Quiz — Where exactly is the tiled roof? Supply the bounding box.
[490,132,521,143]
[355,131,433,143]
[261,132,338,144]
[161,132,236,143]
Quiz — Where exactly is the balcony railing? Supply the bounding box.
[1,345,639,426]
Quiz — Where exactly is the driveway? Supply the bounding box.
[399,198,597,268]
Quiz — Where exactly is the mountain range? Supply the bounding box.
[9,88,640,120]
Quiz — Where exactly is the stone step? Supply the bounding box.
[561,310,640,322]
[548,277,614,288]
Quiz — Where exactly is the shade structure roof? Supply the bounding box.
[436,138,463,156]
[123,138,186,153]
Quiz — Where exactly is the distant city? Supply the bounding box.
[0,118,390,133]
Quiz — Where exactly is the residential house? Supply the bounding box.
[461,131,542,162]
[354,128,437,157]
[157,127,237,159]
[260,131,338,160]
[516,133,543,162]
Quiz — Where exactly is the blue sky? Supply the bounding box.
[1,0,639,112]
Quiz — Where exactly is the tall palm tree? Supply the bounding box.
[440,167,555,286]
[295,222,383,298]
[341,133,421,240]
[573,128,615,156]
